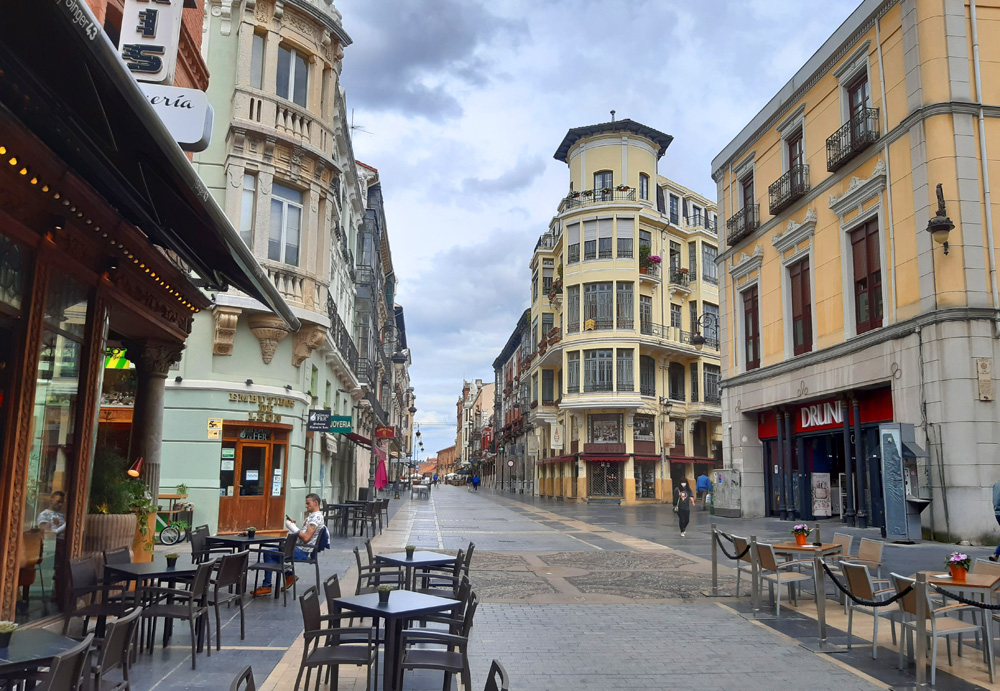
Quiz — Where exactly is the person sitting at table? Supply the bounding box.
[253,493,325,596]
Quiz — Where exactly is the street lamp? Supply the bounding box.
[926,183,954,255]
[690,312,719,351]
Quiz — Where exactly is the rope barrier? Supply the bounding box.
[713,531,750,560]
[930,583,1000,610]
[820,562,913,607]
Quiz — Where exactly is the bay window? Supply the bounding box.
[269,182,302,265]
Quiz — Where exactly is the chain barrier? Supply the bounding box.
[713,531,751,561]
[930,583,1000,610]
[820,562,913,607]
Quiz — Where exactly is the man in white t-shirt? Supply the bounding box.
[37,491,66,534]
[253,493,324,596]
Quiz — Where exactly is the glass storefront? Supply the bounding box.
[634,460,656,499]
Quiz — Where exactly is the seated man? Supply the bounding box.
[253,492,324,596]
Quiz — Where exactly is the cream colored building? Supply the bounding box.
[519,118,722,505]
[713,0,1000,542]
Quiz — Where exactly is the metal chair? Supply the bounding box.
[483,659,510,691]
[141,561,215,669]
[399,593,479,691]
[731,535,753,597]
[37,633,94,691]
[840,538,884,577]
[299,525,330,592]
[755,542,816,617]
[209,551,249,650]
[90,605,142,690]
[62,556,131,635]
[294,586,377,691]
[190,529,233,564]
[248,534,298,606]
[840,562,897,659]
[230,666,256,691]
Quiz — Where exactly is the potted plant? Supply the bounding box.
[0,621,17,648]
[378,584,394,603]
[175,483,188,495]
[405,545,416,560]
[165,552,179,569]
[616,184,630,192]
[638,246,661,273]
[246,526,257,539]
[947,551,971,581]
[791,524,811,546]
[86,443,154,560]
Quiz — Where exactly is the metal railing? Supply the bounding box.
[669,270,691,287]
[327,296,359,373]
[637,321,720,350]
[638,263,660,279]
[826,108,880,172]
[726,204,759,247]
[684,215,718,233]
[768,164,810,215]
[562,187,637,210]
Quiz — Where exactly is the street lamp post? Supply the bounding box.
[689,312,719,351]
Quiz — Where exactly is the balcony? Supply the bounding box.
[638,263,661,283]
[726,204,759,247]
[638,321,720,351]
[768,164,810,215]
[560,186,637,211]
[266,263,323,313]
[826,108,880,172]
[684,215,718,234]
[668,269,691,291]
[326,296,359,373]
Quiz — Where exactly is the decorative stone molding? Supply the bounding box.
[125,340,185,378]
[829,159,886,219]
[248,313,290,364]
[213,306,241,356]
[292,323,327,367]
[728,244,764,282]
[772,208,817,254]
[733,152,755,181]
[210,0,235,36]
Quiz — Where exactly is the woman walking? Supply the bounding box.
[673,480,695,536]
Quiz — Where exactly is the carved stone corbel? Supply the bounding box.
[248,313,290,364]
[213,306,242,355]
[292,323,327,367]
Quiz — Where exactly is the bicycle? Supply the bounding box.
[158,520,189,546]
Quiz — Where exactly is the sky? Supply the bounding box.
[337,0,861,459]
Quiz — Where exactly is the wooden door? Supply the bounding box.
[219,442,274,532]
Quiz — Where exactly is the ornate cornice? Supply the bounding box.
[728,244,764,282]
[292,323,327,366]
[248,313,290,364]
[213,306,241,356]
[829,158,886,218]
[772,208,817,254]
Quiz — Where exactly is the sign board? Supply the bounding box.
[245,470,259,481]
[207,418,223,430]
[220,459,235,471]
[307,409,332,432]
[119,0,184,85]
[139,84,214,152]
[550,424,563,450]
[271,483,281,497]
[221,448,235,460]
[507,459,515,468]
[207,429,220,440]
[811,473,831,517]
[375,426,395,439]
[329,416,352,432]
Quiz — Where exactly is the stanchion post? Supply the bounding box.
[814,552,827,642]
[711,523,718,597]
[814,523,821,545]
[915,573,927,687]
[750,535,760,614]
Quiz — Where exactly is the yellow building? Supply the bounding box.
[522,118,722,505]
[713,0,1000,542]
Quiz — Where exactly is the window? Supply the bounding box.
[531,270,538,302]
[669,241,681,272]
[250,33,264,89]
[640,295,653,335]
[670,303,681,329]
[616,218,633,258]
[598,219,613,259]
[567,222,580,263]
[532,373,538,404]
[542,312,554,340]
[668,362,685,401]
[847,73,871,119]
[542,370,554,403]
[310,365,318,397]
[789,257,812,354]
[690,302,698,337]
[542,266,553,295]
[742,285,760,370]
[240,173,257,246]
[616,349,634,392]
[277,44,309,108]
[640,356,656,396]
[616,282,633,329]
[634,415,654,441]
[567,285,580,333]
[741,176,754,209]
[531,317,538,350]
[689,205,702,226]
[690,362,699,402]
[704,364,721,404]
[325,382,331,409]
[584,220,597,260]
[639,230,651,250]
[567,352,580,393]
[584,282,613,330]
[584,349,613,392]
[704,302,720,346]
[851,220,882,334]
[594,170,613,199]
[787,130,804,170]
[589,413,622,443]
[702,244,718,284]
[639,173,649,200]
[269,182,302,265]
[689,241,698,278]
[669,195,679,224]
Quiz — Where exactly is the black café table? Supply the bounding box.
[0,629,79,677]
[323,503,356,537]
[206,533,283,550]
[375,551,457,590]
[104,555,203,647]
[333,591,459,691]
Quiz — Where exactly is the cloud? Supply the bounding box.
[461,156,546,195]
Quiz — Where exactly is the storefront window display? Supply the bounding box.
[635,460,656,499]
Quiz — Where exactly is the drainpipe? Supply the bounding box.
[971,0,1000,335]
[875,16,898,322]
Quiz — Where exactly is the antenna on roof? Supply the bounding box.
[610,110,616,122]
[350,108,372,136]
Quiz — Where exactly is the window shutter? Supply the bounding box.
[584,221,597,242]
[598,219,612,239]
[568,223,580,244]
[616,217,633,239]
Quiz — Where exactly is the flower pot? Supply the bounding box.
[949,564,967,582]
[165,556,178,569]
[378,590,390,604]
[405,548,415,560]
[794,533,807,546]
[247,529,256,539]
[83,513,137,559]
[639,266,648,275]
[0,632,12,648]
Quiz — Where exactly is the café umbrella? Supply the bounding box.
[374,446,388,490]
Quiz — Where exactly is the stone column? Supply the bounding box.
[842,396,856,527]
[776,411,787,520]
[125,340,184,496]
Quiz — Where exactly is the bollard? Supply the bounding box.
[750,536,760,614]
[814,552,827,642]
[711,523,718,597]
[814,523,821,545]
[915,573,927,686]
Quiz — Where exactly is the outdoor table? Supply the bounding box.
[323,503,355,537]
[332,590,459,691]
[375,551,457,591]
[206,533,283,550]
[772,541,843,558]
[0,629,79,678]
[105,555,203,649]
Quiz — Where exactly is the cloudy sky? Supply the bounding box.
[337,0,859,458]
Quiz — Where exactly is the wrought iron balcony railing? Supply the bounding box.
[684,215,718,233]
[638,321,720,350]
[562,187,637,210]
[826,108,880,172]
[726,204,759,247]
[669,270,691,287]
[768,164,810,215]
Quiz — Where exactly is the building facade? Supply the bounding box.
[507,119,722,504]
[457,379,495,479]
[713,0,1000,542]
[493,310,531,492]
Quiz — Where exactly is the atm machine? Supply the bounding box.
[879,423,931,543]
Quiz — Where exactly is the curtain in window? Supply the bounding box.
[616,282,633,329]
[616,217,634,258]
[616,349,634,392]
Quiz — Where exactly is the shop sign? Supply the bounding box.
[329,416,352,432]
[229,392,294,424]
[375,426,394,439]
[800,400,843,430]
[811,472,832,517]
[221,448,235,460]
[139,84,214,152]
[307,409,331,432]
[550,424,563,450]
[119,0,184,84]
[757,388,894,438]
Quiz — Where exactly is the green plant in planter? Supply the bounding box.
[88,444,157,550]
[175,483,188,495]
[165,552,179,560]
[0,622,18,634]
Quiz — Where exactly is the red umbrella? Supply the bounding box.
[374,447,388,490]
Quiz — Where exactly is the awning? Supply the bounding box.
[580,455,629,463]
[633,455,661,462]
[341,432,372,449]
[0,0,298,330]
[540,454,577,465]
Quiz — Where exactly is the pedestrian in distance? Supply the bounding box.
[673,480,695,537]
[696,473,711,509]
[991,479,1000,561]
[472,474,481,491]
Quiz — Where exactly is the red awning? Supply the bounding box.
[633,455,660,462]
[342,432,372,449]
[581,455,629,463]
[541,454,577,465]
